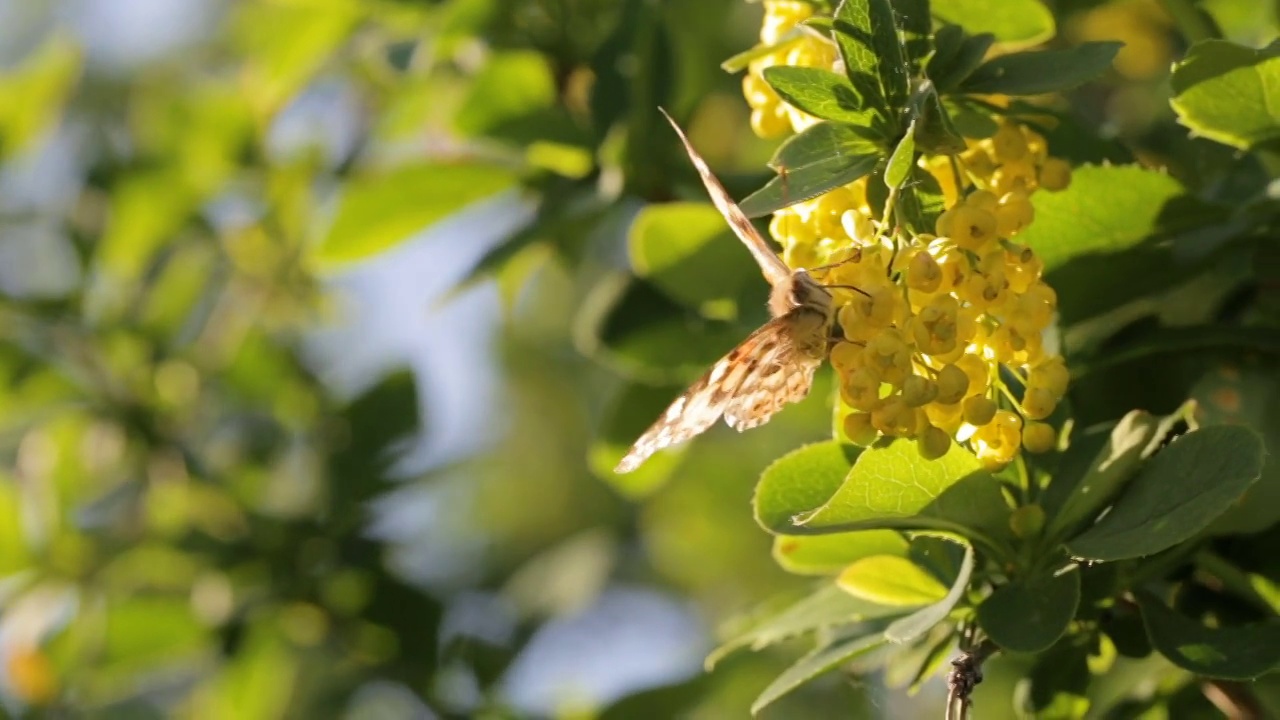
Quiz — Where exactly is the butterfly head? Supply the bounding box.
[768,268,833,319]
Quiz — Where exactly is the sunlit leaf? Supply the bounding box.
[314,162,518,266]
[233,2,358,117]
[628,202,765,310]
[883,541,973,643]
[0,35,81,155]
[837,555,948,606]
[773,530,908,576]
[1017,165,1219,324]
[932,0,1055,47]
[1170,39,1280,150]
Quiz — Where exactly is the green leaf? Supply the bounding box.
[892,0,932,68]
[832,0,909,118]
[960,42,1122,96]
[884,541,974,643]
[762,66,880,125]
[897,166,946,236]
[739,122,882,217]
[1017,165,1210,324]
[0,35,81,156]
[1170,39,1280,151]
[1137,591,1280,680]
[1016,638,1092,718]
[773,530,909,575]
[758,438,1012,557]
[719,26,808,73]
[453,51,556,139]
[928,28,995,93]
[884,122,916,189]
[838,555,948,606]
[1042,410,1161,543]
[932,0,1055,46]
[751,627,891,715]
[627,202,765,310]
[910,84,967,154]
[754,440,861,532]
[948,105,999,138]
[978,565,1081,653]
[1065,426,1266,561]
[314,163,518,266]
[707,583,902,668]
[102,597,209,671]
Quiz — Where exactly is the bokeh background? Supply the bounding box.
[0,0,1274,718]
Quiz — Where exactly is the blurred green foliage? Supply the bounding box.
[2,0,1280,718]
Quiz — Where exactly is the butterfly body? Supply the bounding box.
[614,111,841,474]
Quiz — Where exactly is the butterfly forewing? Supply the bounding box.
[658,108,791,288]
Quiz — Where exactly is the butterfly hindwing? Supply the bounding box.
[614,313,820,473]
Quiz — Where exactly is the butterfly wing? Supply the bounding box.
[659,107,792,288]
[614,312,822,473]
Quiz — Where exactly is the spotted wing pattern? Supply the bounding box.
[614,313,822,473]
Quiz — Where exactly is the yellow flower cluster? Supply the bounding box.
[743,3,1075,470]
[741,1,834,137]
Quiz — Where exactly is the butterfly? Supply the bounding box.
[614,109,840,473]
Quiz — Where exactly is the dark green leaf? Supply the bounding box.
[884,541,973,643]
[1137,591,1280,679]
[929,29,995,93]
[1016,638,1092,717]
[1043,410,1161,543]
[762,66,880,125]
[739,123,882,217]
[932,0,1055,46]
[948,106,998,138]
[1194,360,1280,534]
[960,42,1122,96]
[892,0,932,68]
[897,166,945,236]
[978,565,1081,653]
[576,274,750,384]
[1170,39,1280,150]
[1065,426,1266,561]
[910,84,967,154]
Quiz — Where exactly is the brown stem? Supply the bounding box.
[1202,679,1266,720]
